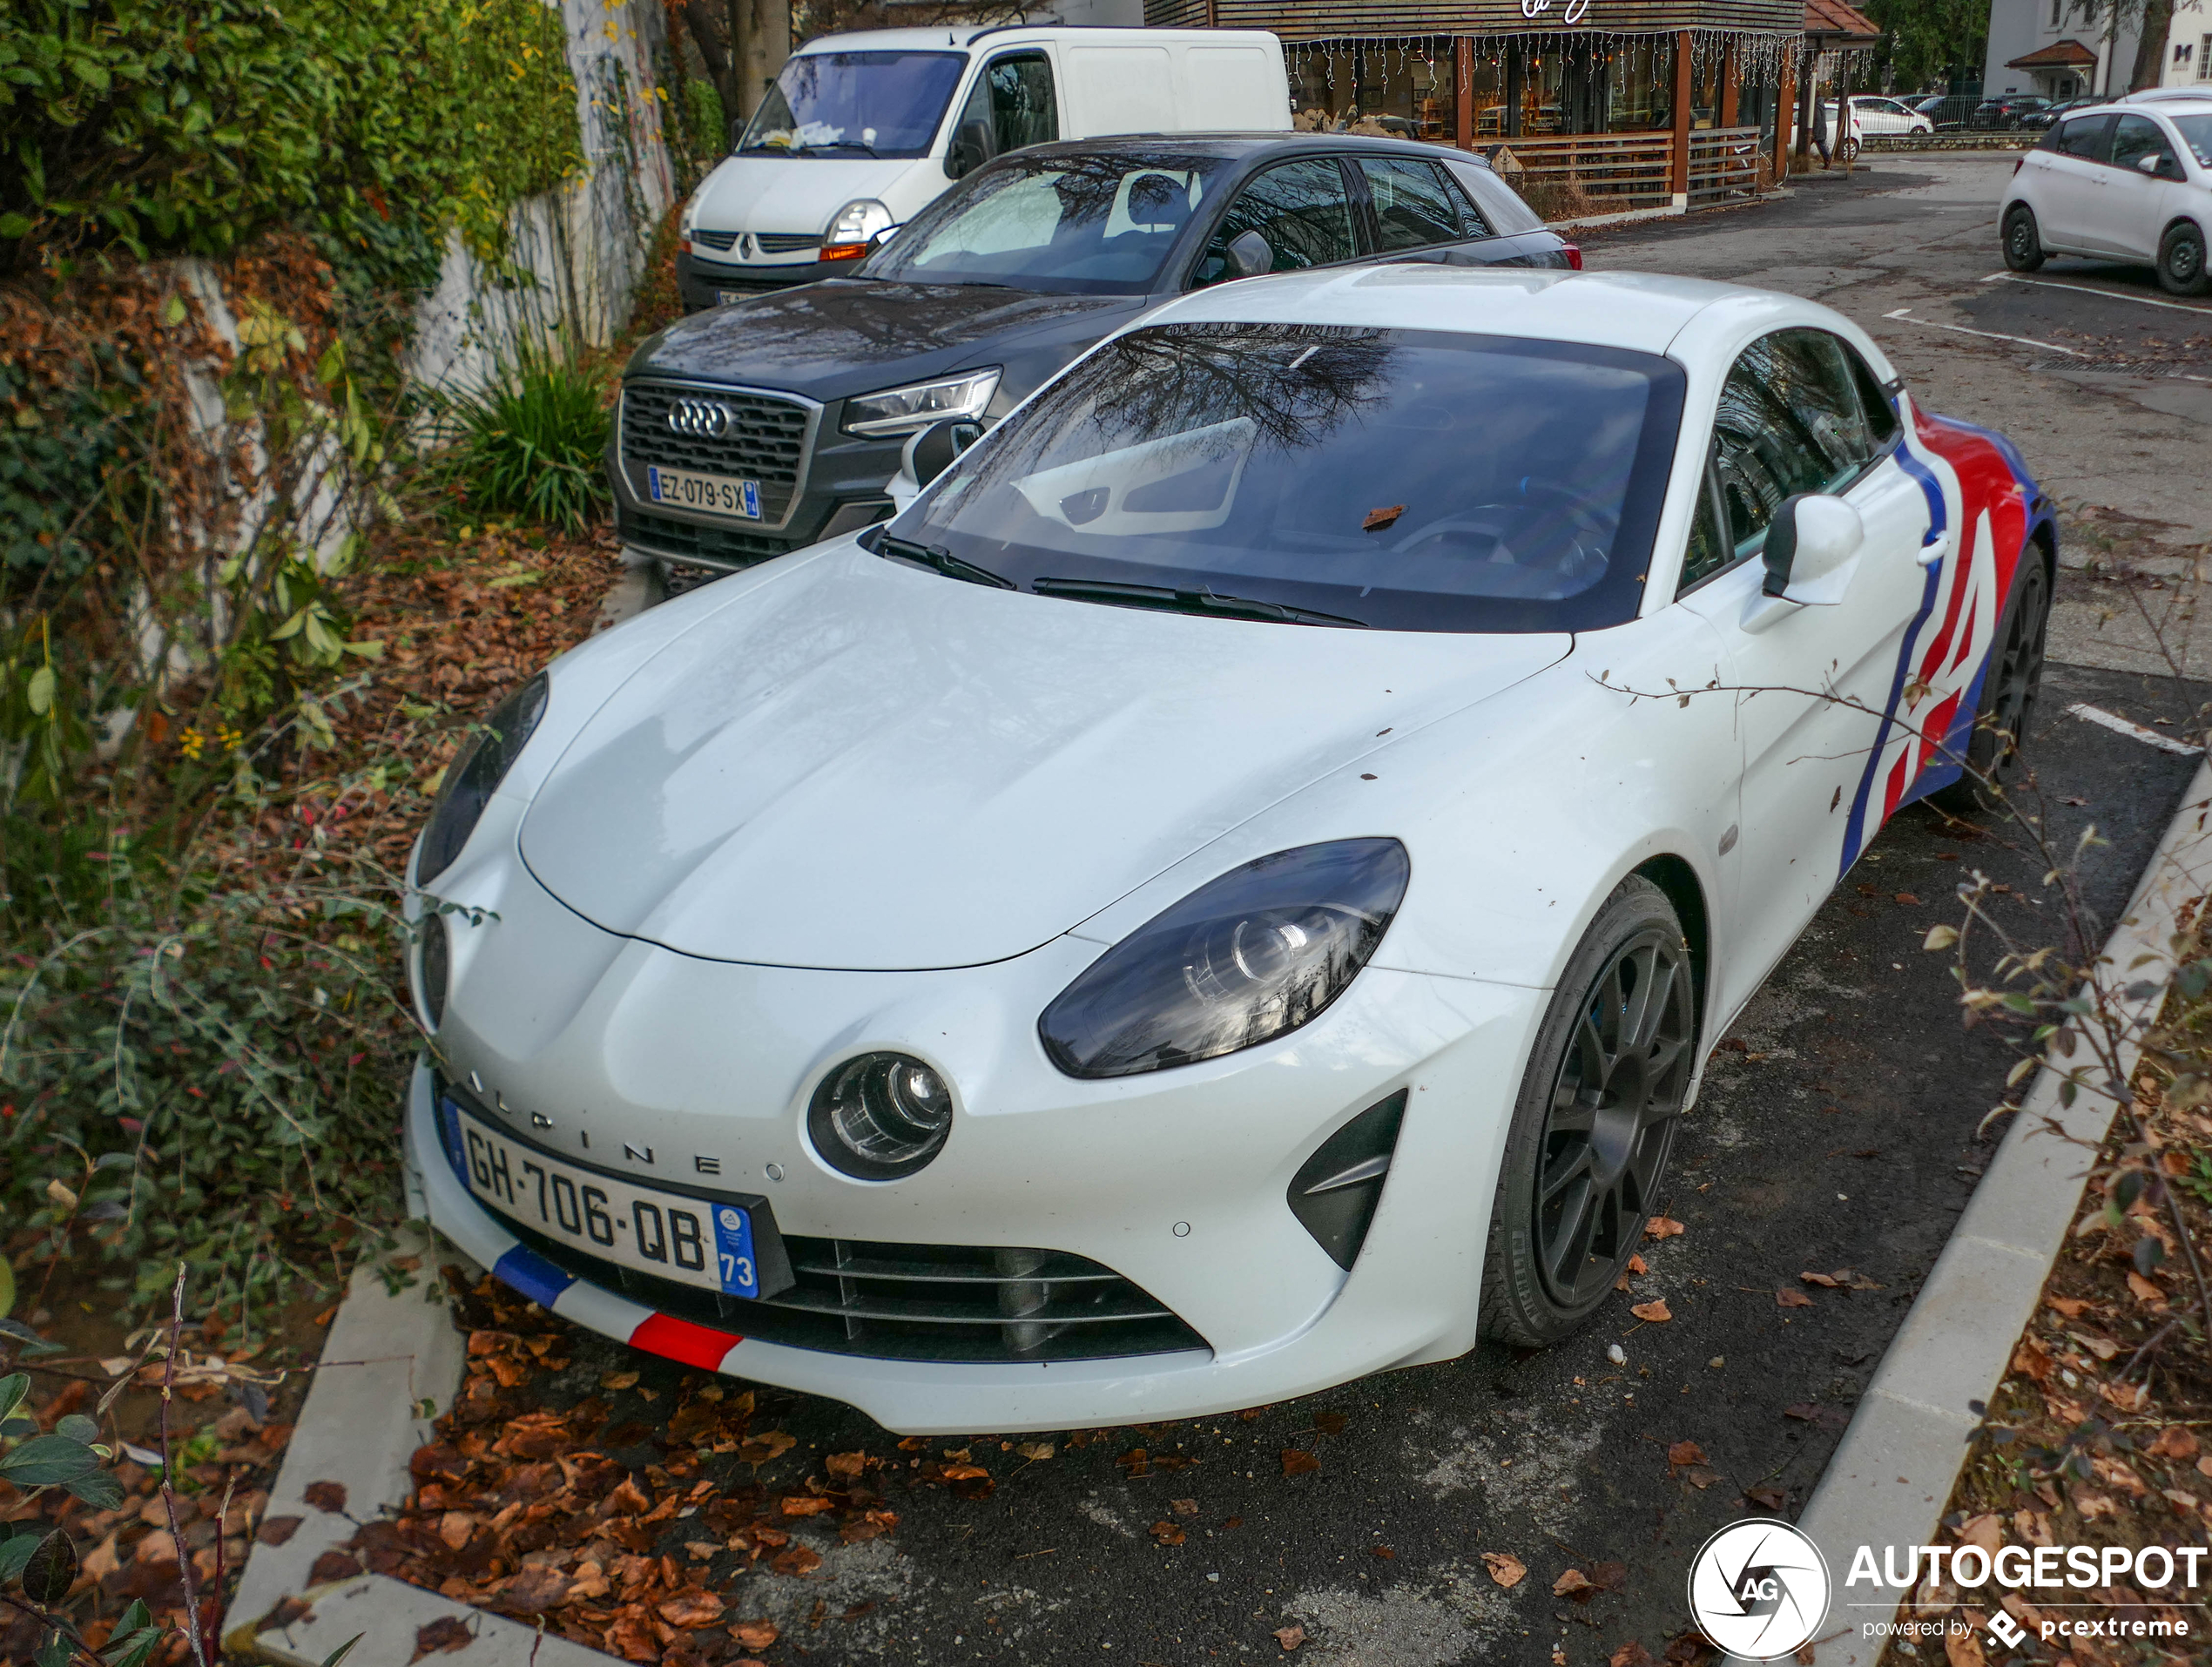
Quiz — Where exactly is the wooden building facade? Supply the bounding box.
[1145,0,1817,213]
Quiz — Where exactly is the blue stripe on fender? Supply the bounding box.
[493,1245,577,1309]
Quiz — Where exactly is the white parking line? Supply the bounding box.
[1980,270,2212,317]
[2066,701,2201,755]
[1880,307,2087,355]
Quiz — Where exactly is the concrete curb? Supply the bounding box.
[1795,759,2212,1667]
[220,1228,619,1665]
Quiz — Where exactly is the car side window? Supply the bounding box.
[1677,460,1732,594]
[954,52,1057,162]
[1192,158,1359,287]
[2053,113,2114,162]
[1711,330,1885,559]
[2108,113,2172,175]
[1356,157,1466,251]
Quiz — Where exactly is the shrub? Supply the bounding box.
[431,341,612,535]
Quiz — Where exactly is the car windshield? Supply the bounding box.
[862,152,1230,295]
[2177,115,2212,167]
[898,322,1687,633]
[740,51,967,159]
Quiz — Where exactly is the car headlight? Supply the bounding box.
[809,1052,955,1180]
[841,368,1001,438]
[416,674,549,887]
[822,198,894,260]
[679,191,700,244]
[1039,840,1411,1080]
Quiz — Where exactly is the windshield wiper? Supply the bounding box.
[877,534,1014,590]
[804,139,880,157]
[1030,577,1367,628]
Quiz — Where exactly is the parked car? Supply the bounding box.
[1910,92,1979,129]
[2002,96,2212,294]
[1974,92,2054,128]
[616,133,1576,570]
[2015,96,2101,131]
[1823,94,1936,138]
[406,263,2055,1432]
[675,25,1291,310]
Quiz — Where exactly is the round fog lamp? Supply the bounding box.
[808,1052,954,1180]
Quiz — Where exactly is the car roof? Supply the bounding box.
[985,132,1498,167]
[791,24,1267,52]
[1143,264,1779,358]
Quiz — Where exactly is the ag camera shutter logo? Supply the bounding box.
[1686,1519,1831,1661]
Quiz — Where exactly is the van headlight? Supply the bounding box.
[842,368,1001,438]
[823,198,894,260]
[415,674,548,887]
[1038,840,1411,1080]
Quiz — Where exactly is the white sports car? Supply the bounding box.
[403,265,2054,1434]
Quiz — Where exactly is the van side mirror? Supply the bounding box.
[903,417,983,489]
[1226,230,1273,280]
[945,118,994,180]
[1760,493,1865,604]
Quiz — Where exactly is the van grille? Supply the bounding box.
[617,382,812,523]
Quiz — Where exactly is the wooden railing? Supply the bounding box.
[1686,125,1764,206]
[1492,131,1675,214]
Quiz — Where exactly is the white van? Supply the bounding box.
[674,25,1290,309]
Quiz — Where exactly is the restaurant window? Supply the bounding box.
[1606,37,1677,131]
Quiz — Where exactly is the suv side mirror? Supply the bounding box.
[945,118,994,180]
[1761,493,1865,604]
[903,417,983,489]
[1226,229,1273,280]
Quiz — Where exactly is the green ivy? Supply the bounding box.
[0,0,586,279]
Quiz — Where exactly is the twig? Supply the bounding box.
[158,1264,212,1667]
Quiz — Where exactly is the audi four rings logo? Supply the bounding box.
[666,399,735,438]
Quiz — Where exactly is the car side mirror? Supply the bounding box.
[1226,229,1273,280]
[868,223,901,250]
[1760,493,1865,604]
[2136,152,2163,175]
[903,417,983,490]
[945,118,994,180]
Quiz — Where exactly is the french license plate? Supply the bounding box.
[716,290,753,307]
[443,1100,764,1298]
[648,463,761,520]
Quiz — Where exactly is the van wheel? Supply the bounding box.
[1482,877,1695,1348]
[1931,553,2049,813]
[2158,221,2210,297]
[2003,205,2046,273]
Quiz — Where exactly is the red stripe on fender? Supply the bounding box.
[629,1312,743,1371]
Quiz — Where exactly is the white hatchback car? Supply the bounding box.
[404,266,2054,1434]
[2001,96,2212,294]
[1823,94,1936,159]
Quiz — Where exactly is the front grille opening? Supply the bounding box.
[617,504,798,570]
[498,1217,1211,1366]
[618,381,811,522]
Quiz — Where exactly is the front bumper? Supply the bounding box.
[678,246,865,310]
[404,860,1543,1433]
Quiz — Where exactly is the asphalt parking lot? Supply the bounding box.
[494,161,2212,1665]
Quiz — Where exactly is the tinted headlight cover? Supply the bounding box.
[1040,839,1411,1080]
[415,674,549,886]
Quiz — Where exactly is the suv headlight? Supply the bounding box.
[823,198,894,260]
[841,368,1001,438]
[1038,840,1411,1080]
[416,674,548,887]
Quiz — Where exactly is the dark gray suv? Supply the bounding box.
[609,132,1576,572]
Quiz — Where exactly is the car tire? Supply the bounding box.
[1480,874,1696,1348]
[2003,204,2047,273]
[1838,136,1861,164]
[2157,220,2211,297]
[1930,549,2050,813]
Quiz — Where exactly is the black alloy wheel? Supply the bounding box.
[1933,555,2049,811]
[1483,876,1696,1346]
[2159,221,2210,298]
[2004,205,2046,273]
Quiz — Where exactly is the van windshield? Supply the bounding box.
[740,51,968,159]
[862,152,1231,294]
[900,322,1687,633]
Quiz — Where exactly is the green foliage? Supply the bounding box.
[431,340,612,535]
[0,811,421,1319]
[0,0,585,280]
[664,71,729,193]
[1865,0,1990,89]
[0,336,152,583]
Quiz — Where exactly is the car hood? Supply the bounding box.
[691,153,921,240]
[627,281,1147,404]
[518,546,1570,971]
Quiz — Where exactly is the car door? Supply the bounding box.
[1188,156,1364,287]
[2030,112,2115,250]
[1672,330,1934,1019]
[2094,113,2188,259]
[948,51,1060,170]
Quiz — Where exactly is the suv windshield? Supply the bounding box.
[740,51,967,158]
[863,152,1230,294]
[899,322,1686,632]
